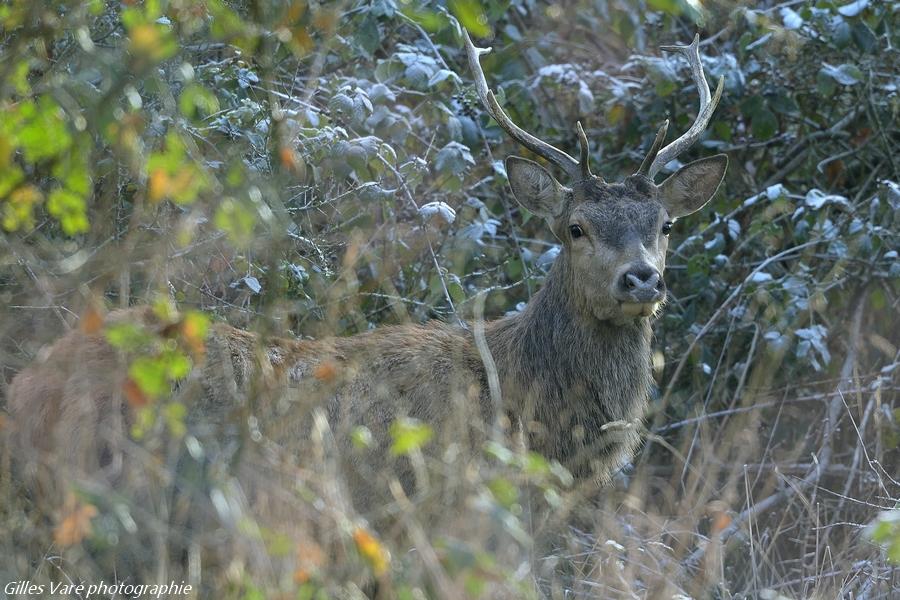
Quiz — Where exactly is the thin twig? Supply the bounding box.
[682,292,867,573]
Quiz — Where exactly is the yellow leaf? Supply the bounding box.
[129,23,160,55]
[608,104,626,126]
[2,184,41,231]
[353,527,390,576]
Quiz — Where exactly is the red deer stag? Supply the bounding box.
[7,34,726,508]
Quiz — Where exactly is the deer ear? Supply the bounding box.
[506,156,568,219]
[658,154,728,218]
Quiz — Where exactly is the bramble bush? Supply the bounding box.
[1,0,898,598]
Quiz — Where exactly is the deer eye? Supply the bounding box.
[661,221,673,236]
[569,224,584,239]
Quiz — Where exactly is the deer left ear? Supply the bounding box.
[658,154,728,218]
[506,156,569,220]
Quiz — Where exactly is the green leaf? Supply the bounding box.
[449,0,490,38]
[830,17,852,48]
[816,70,837,97]
[434,141,474,174]
[164,402,187,437]
[867,509,900,565]
[129,356,171,399]
[214,198,257,247]
[161,350,192,380]
[0,163,24,198]
[389,418,433,455]
[351,426,374,449]
[523,451,550,476]
[820,63,864,86]
[448,279,466,304]
[741,96,778,140]
[18,96,72,162]
[207,0,245,41]
[179,84,220,121]
[487,477,519,509]
[355,15,380,56]
[105,323,154,351]
[402,7,449,32]
[851,21,877,52]
[713,121,733,142]
[768,93,799,115]
[47,188,89,235]
[750,108,777,140]
[647,0,682,14]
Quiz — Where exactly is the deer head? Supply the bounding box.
[465,32,727,323]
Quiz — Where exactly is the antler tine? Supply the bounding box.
[647,34,724,179]
[575,121,594,179]
[463,30,582,179]
[637,119,669,177]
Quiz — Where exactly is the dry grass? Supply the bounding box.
[1,239,897,598]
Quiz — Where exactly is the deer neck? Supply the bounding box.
[483,253,653,470]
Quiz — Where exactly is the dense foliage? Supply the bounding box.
[1,0,898,597]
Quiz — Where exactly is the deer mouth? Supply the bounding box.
[619,302,660,318]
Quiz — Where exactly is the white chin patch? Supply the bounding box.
[620,302,658,318]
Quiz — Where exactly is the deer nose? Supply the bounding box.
[619,265,665,302]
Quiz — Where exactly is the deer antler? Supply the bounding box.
[642,34,724,179]
[463,30,592,181]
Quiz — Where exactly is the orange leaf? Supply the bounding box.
[712,511,732,534]
[293,537,326,584]
[825,159,845,187]
[297,539,325,566]
[80,305,105,335]
[279,146,307,178]
[54,495,98,547]
[180,312,209,358]
[123,377,149,408]
[280,146,296,169]
[851,127,872,146]
[312,361,338,383]
[148,169,170,203]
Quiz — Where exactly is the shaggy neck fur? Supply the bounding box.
[485,251,653,478]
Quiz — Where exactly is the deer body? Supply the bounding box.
[8,256,651,501]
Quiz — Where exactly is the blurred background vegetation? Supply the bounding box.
[0,0,898,598]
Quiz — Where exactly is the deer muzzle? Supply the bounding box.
[616,265,666,307]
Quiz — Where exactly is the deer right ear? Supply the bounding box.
[506,156,568,220]
[657,154,728,218]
